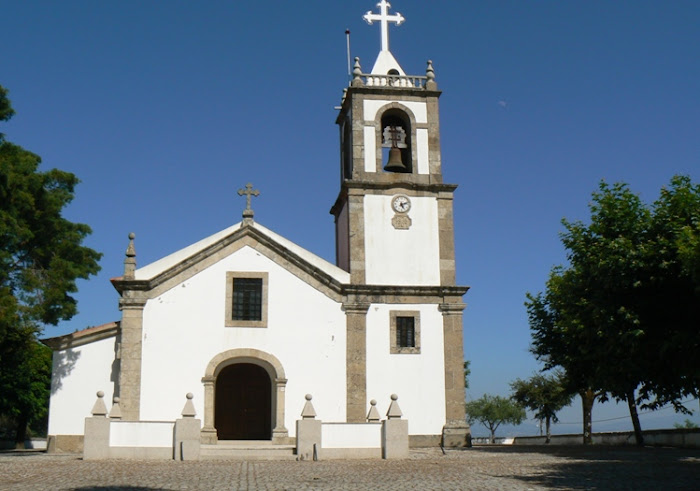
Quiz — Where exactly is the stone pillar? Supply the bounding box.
[83,391,111,460]
[200,377,217,444]
[296,394,322,461]
[439,302,471,447]
[174,393,201,461]
[381,394,409,459]
[272,377,289,444]
[118,295,146,421]
[342,302,370,422]
[437,194,457,285]
[347,191,366,284]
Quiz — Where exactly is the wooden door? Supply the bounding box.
[215,363,272,440]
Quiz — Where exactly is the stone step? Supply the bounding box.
[200,441,297,461]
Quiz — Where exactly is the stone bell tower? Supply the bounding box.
[331,1,471,447]
[331,2,456,290]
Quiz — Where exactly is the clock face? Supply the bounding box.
[392,195,411,213]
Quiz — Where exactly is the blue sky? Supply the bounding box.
[2,1,698,436]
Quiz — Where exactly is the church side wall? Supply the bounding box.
[366,304,446,436]
[364,195,441,285]
[138,245,347,437]
[47,336,118,436]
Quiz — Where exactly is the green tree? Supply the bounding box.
[0,86,101,448]
[673,419,698,429]
[638,176,700,412]
[465,394,525,444]
[510,372,574,443]
[464,360,471,391]
[527,178,700,446]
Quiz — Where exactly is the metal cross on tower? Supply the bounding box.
[238,182,259,223]
[363,0,405,53]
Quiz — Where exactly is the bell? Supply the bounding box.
[384,146,407,172]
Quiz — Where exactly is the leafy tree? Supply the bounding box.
[0,85,101,448]
[527,178,700,445]
[465,394,525,444]
[464,360,471,391]
[673,419,698,429]
[638,176,700,412]
[510,372,574,443]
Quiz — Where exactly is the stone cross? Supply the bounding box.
[363,0,405,53]
[238,183,259,222]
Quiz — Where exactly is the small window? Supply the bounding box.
[390,311,421,354]
[225,272,268,328]
[232,278,262,320]
[396,316,415,348]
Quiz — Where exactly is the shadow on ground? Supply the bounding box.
[469,445,700,490]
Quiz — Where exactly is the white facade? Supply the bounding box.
[45,2,470,451]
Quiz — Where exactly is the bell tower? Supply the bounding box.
[332,2,470,447]
[331,2,457,289]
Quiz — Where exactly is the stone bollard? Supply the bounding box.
[84,391,111,460]
[381,394,409,459]
[174,393,201,461]
[109,396,122,419]
[366,399,380,423]
[296,394,322,461]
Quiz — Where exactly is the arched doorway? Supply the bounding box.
[201,349,289,444]
[215,363,271,440]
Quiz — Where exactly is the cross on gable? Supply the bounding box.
[238,183,259,222]
[363,0,405,53]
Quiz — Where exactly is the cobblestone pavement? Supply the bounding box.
[1,446,698,490]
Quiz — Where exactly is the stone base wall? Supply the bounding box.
[409,434,441,448]
[513,428,700,449]
[47,435,84,454]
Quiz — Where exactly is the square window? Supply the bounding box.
[232,278,262,321]
[390,311,421,354]
[225,272,268,328]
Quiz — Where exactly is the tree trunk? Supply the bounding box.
[581,389,594,445]
[626,389,644,446]
[489,427,496,444]
[14,414,28,450]
[545,416,551,444]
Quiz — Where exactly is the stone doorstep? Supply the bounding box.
[200,441,297,461]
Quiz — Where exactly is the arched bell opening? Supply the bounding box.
[381,109,412,173]
[341,118,353,180]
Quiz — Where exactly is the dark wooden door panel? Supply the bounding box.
[215,363,272,440]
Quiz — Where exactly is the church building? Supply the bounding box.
[44,1,470,454]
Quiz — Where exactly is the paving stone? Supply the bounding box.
[0,446,698,490]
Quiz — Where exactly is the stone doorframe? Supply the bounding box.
[200,348,289,444]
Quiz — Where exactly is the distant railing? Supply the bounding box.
[357,73,428,89]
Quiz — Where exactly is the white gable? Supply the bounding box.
[134,222,350,284]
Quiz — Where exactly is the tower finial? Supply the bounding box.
[123,232,136,279]
[238,183,260,226]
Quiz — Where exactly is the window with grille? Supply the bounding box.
[225,272,268,328]
[396,316,415,348]
[390,311,421,354]
[232,278,262,321]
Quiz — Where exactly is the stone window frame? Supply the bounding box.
[225,271,268,328]
[390,310,421,354]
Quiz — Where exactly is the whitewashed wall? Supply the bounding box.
[364,195,441,285]
[47,336,117,435]
[138,245,348,436]
[366,304,446,435]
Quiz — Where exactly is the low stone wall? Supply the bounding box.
[512,428,700,448]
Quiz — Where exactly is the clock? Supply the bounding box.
[391,195,411,213]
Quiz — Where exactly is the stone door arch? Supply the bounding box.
[201,349,288,444]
